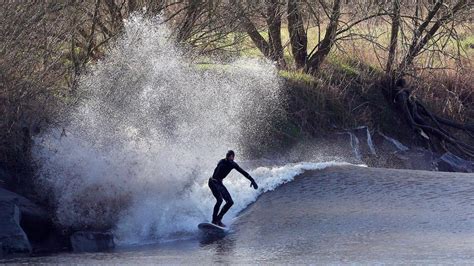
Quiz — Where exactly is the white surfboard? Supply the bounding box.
[198,222,229,234]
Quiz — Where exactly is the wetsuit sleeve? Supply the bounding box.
[233,162,254,182]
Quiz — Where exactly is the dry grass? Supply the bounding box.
[276,49,473,145]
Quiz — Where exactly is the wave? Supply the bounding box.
[31,14,362,245]
[32,14,284,244]
[114,161,358,244]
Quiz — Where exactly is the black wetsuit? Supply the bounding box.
[208,159,254,223]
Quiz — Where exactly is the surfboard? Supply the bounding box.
[198,222,229,234]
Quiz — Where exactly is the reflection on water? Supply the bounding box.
[2,166,474,264]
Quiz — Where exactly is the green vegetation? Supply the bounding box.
[278,70,316,84]
[460,34,474,50]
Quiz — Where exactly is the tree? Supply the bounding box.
[382,0,474,158]
[232,0,286,67]
[288,0,307,69]
[304,0,342,74]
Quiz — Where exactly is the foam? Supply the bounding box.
[32,15,359,245]
[114,161,357,244]
[32,14,282,243]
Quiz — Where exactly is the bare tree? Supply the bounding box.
[305,0,342,74]
[1,2,76,184]
[231,0,287,67]
[267,0,286,68]
[381,0,474,158]
[288,0,307,69]
[176,0,204,44]
[386,0,400,74]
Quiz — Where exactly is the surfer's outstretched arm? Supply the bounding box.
[233,162,258,189]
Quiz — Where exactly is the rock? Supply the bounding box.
[369,132,412,168]
[0,187,50,245]
[70,231,115,252]
[0,202,32,256]
[0,187,48,221]
[435,152,474,173]
[373,132,409,154]
[0,166,11,188]
[335,126,376,162]
[350,126,377,157]
[392,148,437,171]
[0,187,69,256]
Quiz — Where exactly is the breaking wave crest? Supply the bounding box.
[32,15,355,244]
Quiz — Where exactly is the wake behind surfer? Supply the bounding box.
[208,150,258,227]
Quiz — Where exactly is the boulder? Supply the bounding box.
[0,187,50,244]
[435,152,474,173]
[70,231,115,252]
[335,126,377,162]
[0,202,31,256]
[0,165,12,187]
[0,187,69,256]
[350,126,377,157]
[392,148,436,171]
[373,132,409,154]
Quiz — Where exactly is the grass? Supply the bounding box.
[237,26,328,60]
[193,62,230,71]
[278,70,316,84]
[193,20,472,139]
[229,21,473,72]
[460,34,474,50]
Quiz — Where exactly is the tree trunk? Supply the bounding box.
[104,0,124,32]
[389,80,474,158]
[287,0,307,69]
[176,0,203,43]
[266,0,286,68]
[305,0,341,74]
[128,0,138,14]
[397,0,467,73]
[232,1,270,58]
[385,0,400,74]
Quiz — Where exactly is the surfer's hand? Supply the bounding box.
[250,180,258,190]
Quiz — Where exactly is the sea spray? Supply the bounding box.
[33,15,281,240]
[115,161,358,244]
[32,15,354,244]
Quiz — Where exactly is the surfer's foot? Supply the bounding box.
[211,219,226,227]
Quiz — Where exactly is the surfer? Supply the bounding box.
[208,150,258,227]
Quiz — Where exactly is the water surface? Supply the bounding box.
[4,166,474,264]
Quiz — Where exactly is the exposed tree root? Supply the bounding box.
[389,79,474,159]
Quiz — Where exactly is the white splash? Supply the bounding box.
[32,15,357,245]
[33,15,281,241]
[114,161,358,244]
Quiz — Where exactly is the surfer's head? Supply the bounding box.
[226,150,235,161]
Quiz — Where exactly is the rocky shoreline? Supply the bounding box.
[0,186,114,258]
[333,126,474,173]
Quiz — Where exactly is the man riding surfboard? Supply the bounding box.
[208,150,258,227]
